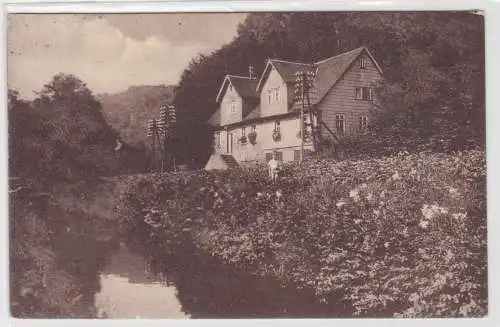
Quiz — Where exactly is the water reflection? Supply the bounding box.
[95,243,188,319]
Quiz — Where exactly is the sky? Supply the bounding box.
[7,13,247,99]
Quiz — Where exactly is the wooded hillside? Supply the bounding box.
[97,84,175,148]
[171,12,484,167]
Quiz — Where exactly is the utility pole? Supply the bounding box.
[147,119,156,171]
[294,70,316,164]
[155,102,177,173]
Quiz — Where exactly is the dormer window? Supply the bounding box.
[230,101,236,114]
[267,90,273,104]
[360,56,366,69]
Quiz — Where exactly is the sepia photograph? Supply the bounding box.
[7,11,486,319]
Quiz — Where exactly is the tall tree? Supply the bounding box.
[9,74,126,185]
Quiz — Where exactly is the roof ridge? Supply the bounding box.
[227,75,257,80]
[314,47,365,65]
[269,59,315,66]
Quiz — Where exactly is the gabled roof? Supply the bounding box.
[256,59,316,92]
[312,47,383,105]
[209,46,383,127]
[208,108,220,126]
[215,75,259,103]
[243,105,261,121]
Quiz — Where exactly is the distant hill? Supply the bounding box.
[97,85,175,147]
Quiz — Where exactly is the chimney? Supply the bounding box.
[249,65,255,79]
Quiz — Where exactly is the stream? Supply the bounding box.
[94,242,189,319]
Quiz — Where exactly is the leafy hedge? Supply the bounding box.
[115,149,486,317]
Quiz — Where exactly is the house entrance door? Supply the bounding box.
[227,133,233,153]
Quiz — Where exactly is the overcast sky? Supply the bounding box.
[7,13,247,99]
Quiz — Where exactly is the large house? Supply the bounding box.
[204,47,383,169]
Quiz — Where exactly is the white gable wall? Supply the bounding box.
[260,67,288,117]
[220,84,243,126]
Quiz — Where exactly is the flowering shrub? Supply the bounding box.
[272,130,282,142]
[115,149,486,317]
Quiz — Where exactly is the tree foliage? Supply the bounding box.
[172,12,484,167]
[9,73,148,185]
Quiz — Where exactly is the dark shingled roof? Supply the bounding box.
[243,104,261,121]
[208,108,220,127]
[210,47,382,126]
[229,76,259,98]
[268,60,317,84]
[312,47,366,104]
[216,75,258,103]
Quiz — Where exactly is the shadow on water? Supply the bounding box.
[135,242,352,319]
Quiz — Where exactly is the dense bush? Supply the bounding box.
[115,149,486,317]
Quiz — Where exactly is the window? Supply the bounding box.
[230,101,236,114]
[241,127,246,137]
[294,150,301,161]
[274,120,281,132]
[355,87,373,101]
[360,56,366,69]
[274,87,281,103]
[215,132,220,148]
[227,133,233,153]
[275,151,283,161]
[267,90,273,104]
[252,125,256,131]
[265,152,273,162]
[359,116,368,131]
[335,114,345,134]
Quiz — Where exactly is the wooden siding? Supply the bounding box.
[318,53,382,138]
[220,84,243,126]
[260,68,288,117]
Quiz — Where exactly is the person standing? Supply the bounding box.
[268,151,281,182]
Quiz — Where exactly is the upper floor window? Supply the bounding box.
[266,88,281,105]
[274,87,281,103]
[360,56,366,69]
[355,87,373,101]
[359,116,368,131]
[230,101,237,114]
[335,114,345,134]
